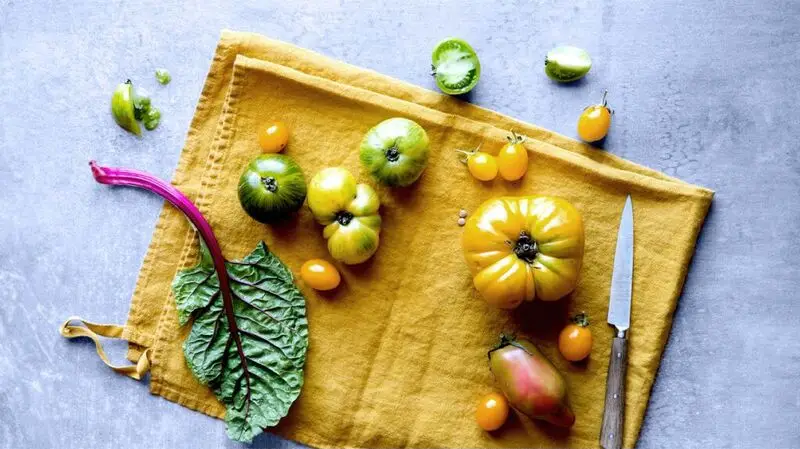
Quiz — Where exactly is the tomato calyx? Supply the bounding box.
[385,144,401,162]
[506,130,526,145]
[336,210,354,226]
[487,333,532,360]
[456,144,484,165]
[571,312,590,327]
[512,231,538,263]
[260,176,279,193]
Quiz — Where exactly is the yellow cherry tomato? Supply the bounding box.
[476,392,509,431]
[558,313,593,361]
[577,91,612,142]
[496,132,528,181]
[300,259,341,291]
[468,152,498,181]
[457,146,498,181]
[462,196,585,308]
[257,121,290,153]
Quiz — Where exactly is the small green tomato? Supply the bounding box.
[238,154,308,224]
[360,117,430,187]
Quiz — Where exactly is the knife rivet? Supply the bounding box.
[614,393,618,399]
[617,352,622,358]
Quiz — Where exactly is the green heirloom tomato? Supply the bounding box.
[238,154,307,223]
[308,167,381,264]
[111,80,141,136]
[360,117,430,187]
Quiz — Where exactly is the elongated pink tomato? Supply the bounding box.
[488,335,575,427]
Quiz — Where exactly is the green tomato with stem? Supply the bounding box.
[360,117,430,187]
[308,167,381,265]
[238,154,307,224]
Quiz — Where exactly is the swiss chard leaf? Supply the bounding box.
[172,241,308,443]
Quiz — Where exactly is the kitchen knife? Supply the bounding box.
[600,195,634,449]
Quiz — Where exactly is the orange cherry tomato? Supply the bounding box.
[577,91,612,142]
[558,313,593,361]
[475,392,509,431]
[496,132,528,181]
[257,121,290,153]
[300,259,341,291]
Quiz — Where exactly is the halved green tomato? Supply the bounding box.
[360,117,430,187]
[110,81,141,136]
[238,154,307,223]
[544,46,592,82]
[431,38,481,95]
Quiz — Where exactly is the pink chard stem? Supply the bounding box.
[89,161,252,403]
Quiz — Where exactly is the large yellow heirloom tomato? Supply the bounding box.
[307,167,382,264]
[462,196,585,308]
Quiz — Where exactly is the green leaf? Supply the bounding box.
[172,241,308,443]
[171,264,219,326]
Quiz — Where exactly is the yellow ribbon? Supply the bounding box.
[59,316,151,381]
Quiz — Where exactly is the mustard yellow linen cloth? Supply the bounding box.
[89,31,713,448]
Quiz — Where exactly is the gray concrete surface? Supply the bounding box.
[1,0,799,448]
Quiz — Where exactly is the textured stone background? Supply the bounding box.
[1,0,799,448]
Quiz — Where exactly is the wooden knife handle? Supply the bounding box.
[600,336,628,449]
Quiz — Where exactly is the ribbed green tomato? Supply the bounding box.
[307,167,381,264]
[237,154,307,223]
[359,118,430,187]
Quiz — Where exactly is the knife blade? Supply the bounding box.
[600,195,634,449]
[607,194,634,333]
